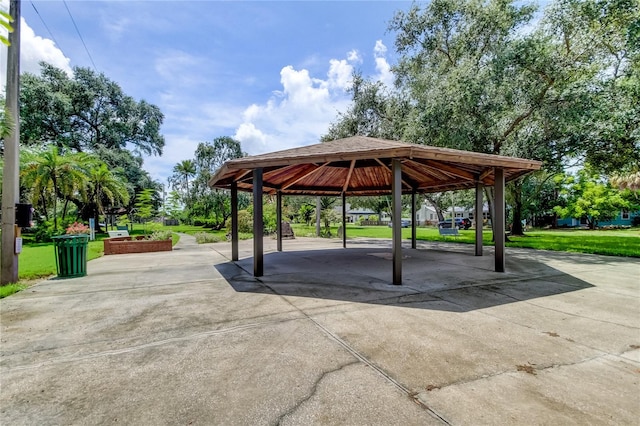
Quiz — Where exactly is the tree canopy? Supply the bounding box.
[324,0,639,233]
[14,63,165,225]
[20,63,165,157]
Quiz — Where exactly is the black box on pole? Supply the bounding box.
[15,203,33,228]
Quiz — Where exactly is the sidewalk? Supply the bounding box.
[1,234,638,424]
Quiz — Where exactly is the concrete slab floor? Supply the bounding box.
[1,234,638,425]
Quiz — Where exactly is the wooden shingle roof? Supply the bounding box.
[209,136,542,195]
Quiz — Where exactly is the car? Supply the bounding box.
[438,218,471,230]
[388,219,412,228]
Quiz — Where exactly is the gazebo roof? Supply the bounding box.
[209,136,542,195]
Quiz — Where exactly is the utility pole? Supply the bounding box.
[1,0,21,285]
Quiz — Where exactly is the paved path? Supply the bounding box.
[1,234,639,424]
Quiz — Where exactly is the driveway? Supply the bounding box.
[1,234,638,424]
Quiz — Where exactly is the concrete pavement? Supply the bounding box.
[1,233,638,424]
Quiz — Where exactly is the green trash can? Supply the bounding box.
[52,235,89,278]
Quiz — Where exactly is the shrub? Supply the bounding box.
[33,220,55,242]
[194,232,225,244]
[65,221,90,235]
[192,216,221,228]
[225,210,253,234]
[147,230,172,241]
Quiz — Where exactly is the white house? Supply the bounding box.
[416,203,438,225]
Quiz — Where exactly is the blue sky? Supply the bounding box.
[1,0,412,182]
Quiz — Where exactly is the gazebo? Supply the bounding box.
[209,136,542,284]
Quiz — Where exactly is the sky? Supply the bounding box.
[0,0,413,183]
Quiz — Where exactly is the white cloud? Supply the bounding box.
[232,54,359,155]
[154,50,203,85]
[0,16,72,87]
[327,59,353,91]
[235,122,269,152]
[373,39,387,57]
[347,49,361,63]
[373,40,394,88]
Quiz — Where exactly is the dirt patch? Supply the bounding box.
[516,364,537,375]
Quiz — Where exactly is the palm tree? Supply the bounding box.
[171,159,196,207]
[21,146,88,232]
[82,162,130,229]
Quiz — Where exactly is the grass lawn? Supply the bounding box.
[18,239,106,281]
[3,223,636,299]
[15,230,181,283]
[291,224,640,258]
[163,224,226,236]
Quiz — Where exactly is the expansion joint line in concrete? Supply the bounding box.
[2,321,277,372]
[257,280,452,425]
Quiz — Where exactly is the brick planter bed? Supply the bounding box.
[104,236,172,255]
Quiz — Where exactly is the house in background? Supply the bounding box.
[341,203,389,223]
[416,203,438,226]
[556,210,639,228]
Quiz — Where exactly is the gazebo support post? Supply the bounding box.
[475,182,483,257]
[231,181,239,261]
[494,168,505,272]
[253,168,264,277]
[276,190,282,252]
[411,190,417,249]
[316,196,321,237]
[342,192,347,248]
[392,159,402,285]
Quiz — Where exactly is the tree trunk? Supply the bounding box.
[62,199,69,223]
[40,192,49,220]
[484,187,496,241]
[511,180,525,236]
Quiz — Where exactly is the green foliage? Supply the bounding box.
[0,283,26,299]
[147,230,172,241]
[554,169,631,229]
[297,204,315,226]
[170,159,196,208]
[290,224,640,257]
[20,63,164,156]
[164,190,184,220]
[32,220,56,242]
[20,146,92,232]
[116,214,131,229]
[134,188,155,232]
[322,72,409,141]
[236,210,253,233]
[18,63,162,218]
[320,208,338,237]
[170,137,246,227]
[359,215,379,225]
[263,202,278,234]
[194,232,226,244]
[81,162,130,224]
[0,8,14,47]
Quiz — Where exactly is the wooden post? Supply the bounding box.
[342,192,347,248]
[1,0,21,285]
[253,168,263,277]
[494,168,505,272]
[231,181,239,261]
[411,190,417,249]
[276,190,282,252]
[475,182,483,257]
[392,159,402,285]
